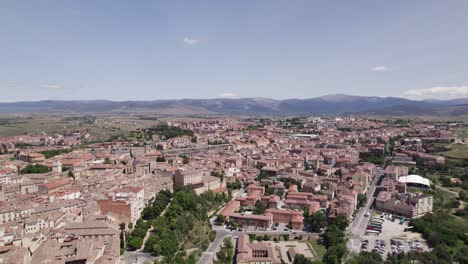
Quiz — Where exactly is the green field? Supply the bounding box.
[439,143,468,160]
[455,128,468,141]
[307,240,327,260]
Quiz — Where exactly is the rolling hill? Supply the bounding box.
[0,95,467,116]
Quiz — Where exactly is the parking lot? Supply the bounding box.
[359,213,429,258]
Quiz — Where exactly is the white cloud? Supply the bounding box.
[370,65,389,72]
[219,93,237,98]
[42,84,64,90]
[403,86,468,99]
[183,37,199,45]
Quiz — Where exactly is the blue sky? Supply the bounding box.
[1,0,467,101]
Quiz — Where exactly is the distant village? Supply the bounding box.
[0,116,464,264]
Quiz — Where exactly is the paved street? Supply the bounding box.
[199,224,320,264]
[198,229,230,264]
[122,251,157,264]
[347,167,384,253]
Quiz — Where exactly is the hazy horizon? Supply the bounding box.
[2,93,468,104]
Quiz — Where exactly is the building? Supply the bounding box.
[261,195,280,209]
[30,231,119,264]
[375,191,433,218]
[219,200,241,221]
[97,187,144,225]
[64,221,119,239]
[193,175,226,195]
[384,165,408,181]
[398,174,432,189]
[174,169,203,187]
[39,179,72,195]
[0,206,18,224]
[236,234,282,264]
[229,213,273,230]
[18,152,45,163]
[265,209,303,230]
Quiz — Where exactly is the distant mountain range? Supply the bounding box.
[1,94,468,116]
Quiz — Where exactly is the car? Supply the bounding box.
[364,212,370,217]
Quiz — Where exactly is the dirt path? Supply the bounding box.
[436,185,466,210]
[137,200,172,251]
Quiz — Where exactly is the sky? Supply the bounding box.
[1,0,467,102]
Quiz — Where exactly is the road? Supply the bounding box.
[347,167,384,253]
[197,229,230,264]
[122,251,157,264]
[199,186,325,263]
[199,218,320,264]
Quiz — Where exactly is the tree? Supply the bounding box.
[310,211,326,232]
[459,190,466,201]
[211,170,225,182]
[293,254,315,264]
[20,164,50,174]
[130,228,147,239]
[334,214,349,231]
[159,232,179,255]
[180,155,190,164]
[227,180,242,190]
[324,243,348,264]
[321,225,345,248]
[127,236,143,250]
[448,199,461,208]
[119,231,125,252]
[67,170,75,180]
[323,254,338,264]
[224,237,233,249]
[216,214,225,225]
[144,235,159,252]
[104,157,112,164]
[302,206,309,219]
[39,149,72,159]
[254,200,266,215]
[359,152,384,165]
[357,194,367,208]
[209,231,216,241]
[229,218,238,228]
[346,251,382,264]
